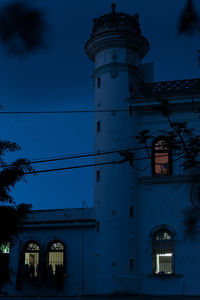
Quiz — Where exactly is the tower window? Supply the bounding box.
[97,121,101,132]
[152,229,174,275]
[96,170,100,182]
[152,138,172,176]
[129,105,133,116]
[97,77,101,88]
[129,206,134,217]
[129,258,134,272]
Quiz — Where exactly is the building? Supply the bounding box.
[2,4,200,298]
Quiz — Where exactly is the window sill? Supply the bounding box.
[146,273,183,279]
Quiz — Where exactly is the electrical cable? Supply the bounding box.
[25,151,190,175]
[0,140,193,168]
[0,109,129,115]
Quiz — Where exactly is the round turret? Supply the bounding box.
[85,5,149,295]
[85,4,149,62]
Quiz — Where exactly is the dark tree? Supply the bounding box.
[0,140,34,292]
[0,1,46,56]
[0,2,44,291]
[179,0,200,35]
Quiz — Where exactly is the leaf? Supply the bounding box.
[179,0,200,35]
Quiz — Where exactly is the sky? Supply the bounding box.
[0,0,199,210]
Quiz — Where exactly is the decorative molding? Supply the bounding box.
[85,30,149,62]
[92,10,141,36]
[146,273,183,279]
[130,78,200,102]
[93,62,137,80]
[138,175,197,185]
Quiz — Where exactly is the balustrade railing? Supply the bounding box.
[134,78,200,98]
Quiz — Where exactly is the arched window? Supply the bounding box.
[24,241,40,277]
[152,229,174,275]
[47,241,65,275]
[152,138,172,176]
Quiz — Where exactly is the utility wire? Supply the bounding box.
[0,146,149,168]
[26,159,123,175]
[26,152,188,175]
[0,109,129,115]
[0,141,189,168]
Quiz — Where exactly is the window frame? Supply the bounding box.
[152,137,173,176]
[152,229,174,275]
[46,240,65,276]
[23,240,40,278]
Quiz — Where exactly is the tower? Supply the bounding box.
[85,4,149,294]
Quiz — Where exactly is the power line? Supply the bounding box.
[0,139,197,169]
[0,109,129,115]
[0,144,177,168]
[26,159,123,175]
[26,152,187,175]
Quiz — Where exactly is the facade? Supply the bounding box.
[2,5,200,298]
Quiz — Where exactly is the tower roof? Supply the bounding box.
[91,3,141,37]
[85,4,149,62]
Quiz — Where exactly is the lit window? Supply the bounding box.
[152,138,172,176]
[0,242,10,253]
[24,241,40,278]
[47,241,65,275]
[0,242,10,283]
[152,229,174,275]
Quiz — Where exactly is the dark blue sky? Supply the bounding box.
[0,0,199,209]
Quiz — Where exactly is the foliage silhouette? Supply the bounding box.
[0,139,34,292]
[0,1,46,56]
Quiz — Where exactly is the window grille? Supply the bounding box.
[47,241,65,275]
[152,229,174,275]
[24,241,40,277]
[152,138,172,176]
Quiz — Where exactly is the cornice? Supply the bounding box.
[93,62,137,80]
[85,30,149,62]
[138,175,197,185]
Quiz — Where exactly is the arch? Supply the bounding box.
[23,240,40,278]
[150,224,176,238]
[46,240,65,276]
[45,239,65,289]
[152,227,174,275]
[152,136,173,176]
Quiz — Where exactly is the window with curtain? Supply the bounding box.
[47,241,65,275]
[24,241,40,277]
[152,138,172,176]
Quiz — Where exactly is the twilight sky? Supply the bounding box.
[0,0,199,209]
